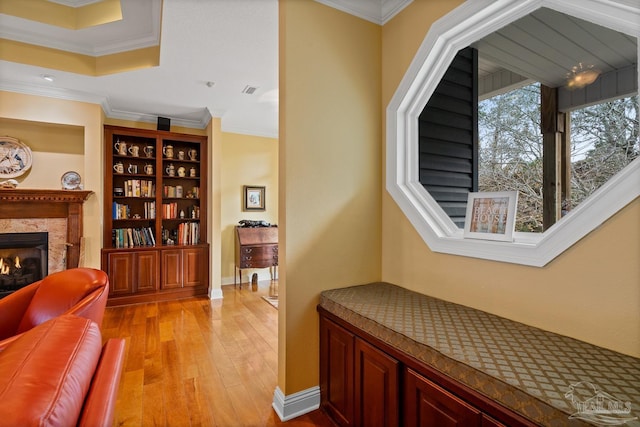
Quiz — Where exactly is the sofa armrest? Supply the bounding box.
[0,281,40,340]
[78,338,126,427]
[0,315,102,427]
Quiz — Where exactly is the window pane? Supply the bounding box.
[569,96,639,208]
[478,83,544,232]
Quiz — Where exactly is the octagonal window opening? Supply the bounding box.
[386,0,640,267]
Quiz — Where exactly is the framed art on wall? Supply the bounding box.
[244,185,265,211]
[463,191,518,241]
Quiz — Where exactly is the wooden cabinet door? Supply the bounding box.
[136,250,158,292]
[482,415,508,427]
[404,368,482,427]
[355,338,399,427]
[105,252,134,296]
[183,247,205,287]
[161,249,183,289]
[105,250,158,295]
[320,316,355,427]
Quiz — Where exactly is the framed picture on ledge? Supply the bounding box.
[463,191,518,242]
[243,185,265,211]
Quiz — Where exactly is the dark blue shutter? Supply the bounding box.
[418,47,478,227]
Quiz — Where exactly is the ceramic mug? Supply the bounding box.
[144,164,154,175]
[177,166,186,177]
[190,167,196,177]
[128,145,140,157]
[178,150,185,160]
[114,141,127,156]
[127,164,138,174]
[188,149,197,160]
[113,162,124,174]
[163,145,174,159]
[166,164,175,176]
[144,145,154,158]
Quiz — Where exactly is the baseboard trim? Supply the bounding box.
[272,385,320,421]
[222,270,275,286]
[209,287,223,299]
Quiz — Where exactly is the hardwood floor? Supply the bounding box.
[102,282,334,427]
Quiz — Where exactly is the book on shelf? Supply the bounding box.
[112,227,156,248]
[112,202,130,219]
[177,222,200,245]
[144,201,156,219]
[124,179,155,197]
[162,202,178,219]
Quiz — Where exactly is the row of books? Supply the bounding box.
[163,185,200,199]
[112,201,156,219]
[162,202,179,219]
[112,227,156,248]
[120,180,155,198]
[177,222,200,245]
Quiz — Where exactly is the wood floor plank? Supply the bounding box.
[102,282,336,427]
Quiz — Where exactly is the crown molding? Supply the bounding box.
[0,1,161,56]
[314,0,413,25]
[0,79,107,105]
[0,80,211,130]
[47,0,103,6]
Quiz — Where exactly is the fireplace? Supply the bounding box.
[0,232,48,298]
[0,189,92,272]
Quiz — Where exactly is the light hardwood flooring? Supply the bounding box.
[101,282,334,427]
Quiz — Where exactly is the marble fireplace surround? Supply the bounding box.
[0,189,92,274]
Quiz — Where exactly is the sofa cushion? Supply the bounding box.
[0,315,102,427]
[16,268,106,334]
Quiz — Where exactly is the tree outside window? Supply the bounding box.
[478,83,639,232]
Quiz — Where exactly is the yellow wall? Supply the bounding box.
[0,91,103,269]
[0,117,84,188]
[220,132,278,283]
[279,0,382,393]
[380,1,640,357]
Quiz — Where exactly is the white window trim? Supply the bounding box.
[386,0,640,267]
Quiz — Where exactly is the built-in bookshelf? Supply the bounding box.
[101,125,209,306]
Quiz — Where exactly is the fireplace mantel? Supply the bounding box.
[0,189,93,269]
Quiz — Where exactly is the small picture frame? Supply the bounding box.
[463,191,518,241]
[243,185,265,211]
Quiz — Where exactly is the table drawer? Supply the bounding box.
[240,245,277,267]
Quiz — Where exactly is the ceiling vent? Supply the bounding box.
[242,85,258,95]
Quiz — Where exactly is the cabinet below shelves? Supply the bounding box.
[102,244,209,306]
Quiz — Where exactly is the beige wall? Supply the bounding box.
[220,132,278,283]
[279,0,382,393]
[381,1,640,357]
[0,118,85,188]
[0,91,104,268]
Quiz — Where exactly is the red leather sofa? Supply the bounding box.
[0,267,109,347]
[0,268,125,426]
[0,315,125,426]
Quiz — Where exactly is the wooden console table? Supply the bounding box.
[234,226,278,286]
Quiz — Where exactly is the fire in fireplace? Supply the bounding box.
[0,232,48,298]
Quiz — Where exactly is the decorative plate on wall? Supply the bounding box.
[61,171,82,190]
[0,136,33,178]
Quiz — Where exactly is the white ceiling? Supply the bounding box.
[0,0,412,138]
